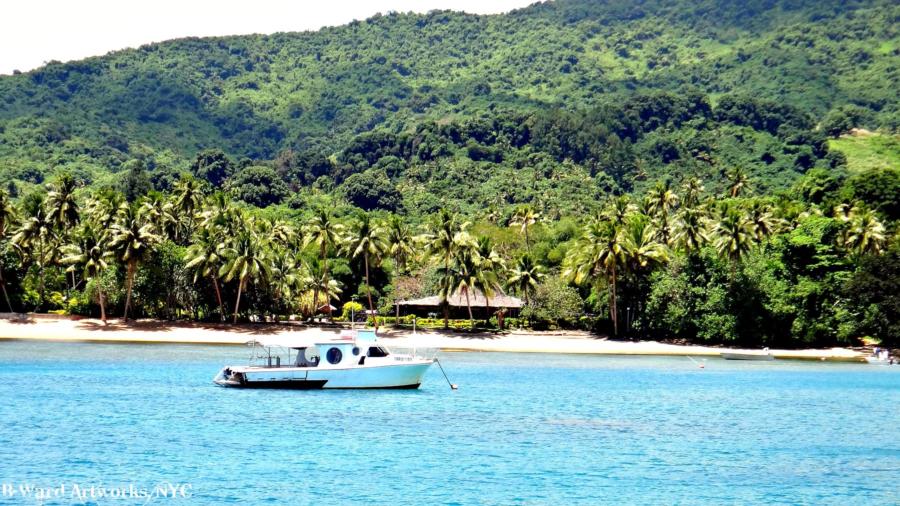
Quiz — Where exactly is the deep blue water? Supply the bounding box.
[0,342,898,505]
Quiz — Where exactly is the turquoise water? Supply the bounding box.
[0,342,898,505]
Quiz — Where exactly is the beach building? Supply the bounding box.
[396,288,523,320]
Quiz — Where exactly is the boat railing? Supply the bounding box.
[385,346,438,361]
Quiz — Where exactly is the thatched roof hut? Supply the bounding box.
[396,288,523,318]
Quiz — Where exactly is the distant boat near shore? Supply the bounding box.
[720,348,775,361]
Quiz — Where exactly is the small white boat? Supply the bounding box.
[720,348,775,361]
[214,329,435,389]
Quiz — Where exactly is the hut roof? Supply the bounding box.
[398,289,523,309]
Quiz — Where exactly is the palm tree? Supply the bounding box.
[435,232,479,327]
[713,209,754,277]
[646,180,678,218]
[11,195,56,311]
[623,217,668,272]
[845,208,886,257]
[219,230,269,324]
[304,208,343,322]
[506,254,545,307]
[45,173,80,232]
[109,203,159,321]
[185,227,227,321]
[386,214,415,274]
[727,168,753,198]
[61,225,112,322]
[269,250,309,320]
[747,201,781,242]
[474,236,504,325]
[606,195,636,229]
[0,190,17,312]
[344,212,388,328]
[139,194,177,241]
[674,207,709,254]
[510,205,540,253]
[173,177,203,240]
[564,216,626,335]
[681,178,705,209]
[421,209,468,328]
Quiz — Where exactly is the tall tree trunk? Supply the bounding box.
[321,247,332,322]
[442,302,449,329]
[610,264,618,337]
[364,253,376,331]
[0,268,13,313]
[233,277,245,324]
[484,294,491,327]
[464,287,474,328]
[211,275,225,322]
[123,261,136,321]
[99,288,107,324]
[524,227,530,254]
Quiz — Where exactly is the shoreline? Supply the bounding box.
[0,317,867,362]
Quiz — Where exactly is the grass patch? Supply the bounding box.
[828,134,900,173]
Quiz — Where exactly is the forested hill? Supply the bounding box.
[0,0,897,209]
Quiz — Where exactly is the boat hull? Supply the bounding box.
[214,361,433,389]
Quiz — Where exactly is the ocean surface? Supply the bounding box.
[0,341,898,505]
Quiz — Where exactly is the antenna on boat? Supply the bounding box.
[434,358,458,390]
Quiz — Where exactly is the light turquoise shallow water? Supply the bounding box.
[0,342,898,505]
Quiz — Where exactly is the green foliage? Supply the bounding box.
[229,165,288,207]
[521,277,583,329]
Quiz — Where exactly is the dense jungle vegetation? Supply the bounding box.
[0,0,898,346]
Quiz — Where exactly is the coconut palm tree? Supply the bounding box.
[674,207,709,254]
[109,203,159,321]
[11,195,57,311]
[386,214,415,274]
[61,225,112,322]
[506,254,545,307]
[219,229,269,324]
[185,227,227,321]
[421,209,468,328]
[510,205,540,253]
[343,212,388,328]
[646,180,678,218]
[747,201,781,242]
[606,195,635,229]
[474,236,504,325]
[0,190,17,312]
[727,168,753,198]
[139,194,177,241]
[681,178,705,209]
[845,208,886,257]
[45,173,80,233]
[713,209,754,277]
[304,208,343,322]
[435,232,479,327]
[623,217,668,272]
[563,216,626,335]
[173,177,203,240]
[269,250,309,320]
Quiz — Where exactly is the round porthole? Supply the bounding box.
[326,347,343,364]
[352,346,360,356]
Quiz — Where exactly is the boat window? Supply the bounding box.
[367,346,389,358]
[326,347,343,365]
[352,346,360,356]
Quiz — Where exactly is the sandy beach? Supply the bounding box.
[0,315,866,361]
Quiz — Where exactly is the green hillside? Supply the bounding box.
[0,0,897,201]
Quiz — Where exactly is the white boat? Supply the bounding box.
[720,348,775,361]
[213,329,435,389]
